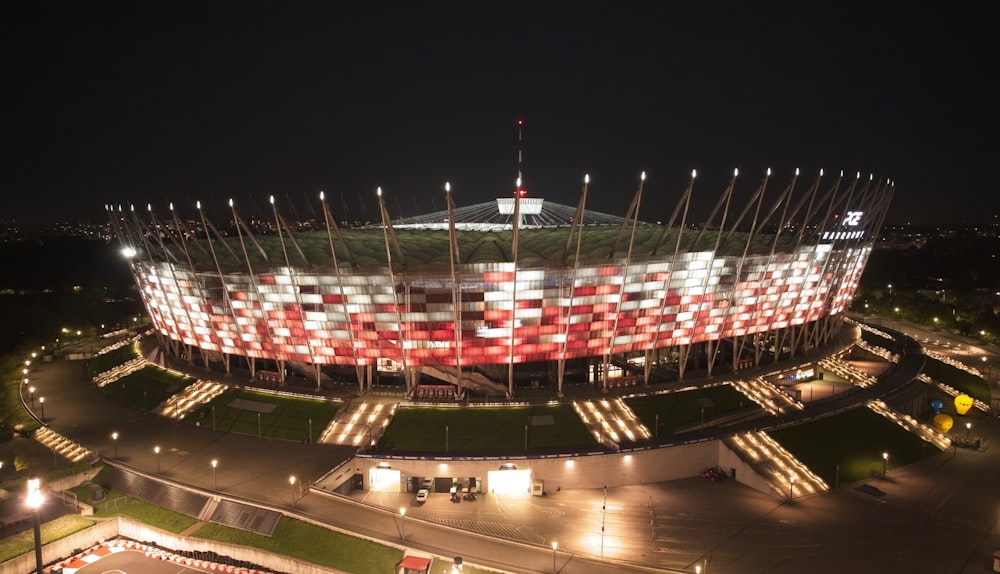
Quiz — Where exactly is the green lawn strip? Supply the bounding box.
[524,404,595,450]
[769,406,942,486]
[193,388,339,442]
[626,385,760,437]
[103,365,192,410]
[191,517,403,574]
[65,485,198,533]
[0,515,96,563]
[378,405,594,453]
[922,357,991,403]
[859,329,896,351]
[1,356,42,433]
[87,344,139,377]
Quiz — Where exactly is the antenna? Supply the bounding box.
[515,119,527,197]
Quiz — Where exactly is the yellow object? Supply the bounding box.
[954,394,973,415]
[933,413,954,433]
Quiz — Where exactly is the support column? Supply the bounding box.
[557,358,565,397]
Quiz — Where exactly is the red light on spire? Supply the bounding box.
[518,188,528,198]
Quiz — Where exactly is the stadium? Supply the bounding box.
[107,168,893,402]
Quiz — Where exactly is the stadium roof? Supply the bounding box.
[133,198,806,273]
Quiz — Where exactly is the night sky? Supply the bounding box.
[3,2,994,227]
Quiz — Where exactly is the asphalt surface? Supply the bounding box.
[3,319,1000,574]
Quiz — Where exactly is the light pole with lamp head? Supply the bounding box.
[154,446,161,473]
[111,432,118,458]
[26,477,44,574]
[551,541,557,573]
[29,386,35,408]
[38,397,44,422]
[211,459,218,489]
[399,507,406,540]
[966,421,972,441]
[882,452,889,477]
[289,476,297,507]
[789,474,795,500]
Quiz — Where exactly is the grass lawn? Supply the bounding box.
[192,517,403,574]
[1,356,43,433]
[860,328,896,351]
[377,404,595,454]
[66,484,200,533]
[922,357,991,404]
[102,365,192,410]
[87,344,139,377]
[769,406,942,486]
[626,384,760,438]
[0,515,96,563]
[193,388,339,442]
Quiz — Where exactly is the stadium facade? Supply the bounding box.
[108,169,892,398]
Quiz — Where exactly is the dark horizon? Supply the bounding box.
[3,3,995,227]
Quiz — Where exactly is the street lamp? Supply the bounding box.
[289,476,297,507]
[154,446,161,473]
[111,432,119,458]
[39,397,45,421]
[399,507,406,541]
[788,474,795,500]
[551,541,558,574]
[965,421,972,441]
[26,477,44,574]
[882,452,889,477]
[211,459,218,489]
[29,386,35,407]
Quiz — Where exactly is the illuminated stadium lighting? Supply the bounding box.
[107,168,892,398]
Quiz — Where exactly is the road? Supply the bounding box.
[5,318,1000,573]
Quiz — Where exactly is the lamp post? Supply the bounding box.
[26,477,44,574]
[111,432,119,458]
[788,474,795,500]
[882,452,889,477]
[0,460,4,484]
[29,386,35,408]
[154,446,161,473]
[601,485,607,557]
[39,397,45,421]
[965,421,972,441]
[289,476,297,508]
[211,459,218,489]
[551,540,558,574]
[399,507,406,541]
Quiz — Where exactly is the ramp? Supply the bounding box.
[420,366,508,395]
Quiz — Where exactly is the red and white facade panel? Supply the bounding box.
[132,242,868,367]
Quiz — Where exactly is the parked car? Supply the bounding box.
[416,488,430,503]
[702,467,726,482]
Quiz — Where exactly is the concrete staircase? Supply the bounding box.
[33,426,93,463]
